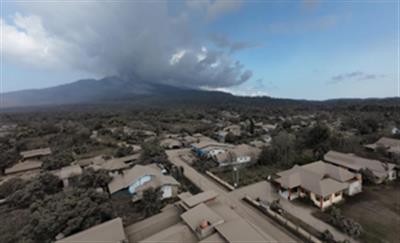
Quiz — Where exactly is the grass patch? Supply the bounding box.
[213,164,281,187]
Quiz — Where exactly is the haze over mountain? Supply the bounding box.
[2,76,399,110]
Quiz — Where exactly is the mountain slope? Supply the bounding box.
[1,77,235,108]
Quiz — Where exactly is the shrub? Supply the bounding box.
[327,206,363,238]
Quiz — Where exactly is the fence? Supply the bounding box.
[243,196,322,243]
[205,170,236,191]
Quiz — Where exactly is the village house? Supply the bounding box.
[87,154,141,175]
[56,217,127,243]
[132,191,272,243]
[365,137,400,157]
[53,164,83,187]
[261,123,277,133]
[324,150,397,183]
[4,160,43,175]
[216,124,242,142]
[20,147,52,161]
[191,136,234,158]
[160,138,183,149]
[108,164,180,202]
[274,161,362,210]
[211,144,261,167]
[75,155,107,168]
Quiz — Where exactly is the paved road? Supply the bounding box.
[167,149,300,243]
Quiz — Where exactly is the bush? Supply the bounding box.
[321,230,335,243]
[328,207,363,238]
[113,146,133,158]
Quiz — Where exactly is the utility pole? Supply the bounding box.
[232,166,239,188]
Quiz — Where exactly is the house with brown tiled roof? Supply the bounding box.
[20,147,51,161]
[365,137,400,157]
[274,161,362,209]
[136,191,274,243]
[108,164,180,202]
[324,150,397,183]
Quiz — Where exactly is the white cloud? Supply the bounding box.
[2,13,62,68]
[170,50,187,65]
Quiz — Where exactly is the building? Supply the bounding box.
[100,154,140,173]
[365,137,400,157]
[108,164,180,202]
[216,125,242,142]
[53,164,83,187]
[274,161,362,210]
[160,138,183,149]
[324,150,397,183]
[134,191,273,243]
[4,160,43,175]
[56,217,127,243]
[212,144,261,167]
[261,123,277,133]
[20,147,52,161]
[191,140,233,158]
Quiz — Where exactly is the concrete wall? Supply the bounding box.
[347,180,362,196]
[310,192,343,210]
[388,169,397,181]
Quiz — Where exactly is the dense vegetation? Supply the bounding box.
[0,98,398,242]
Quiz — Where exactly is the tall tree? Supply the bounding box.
[139,187,163,217]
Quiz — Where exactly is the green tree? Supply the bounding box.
[140,140,165,162]
[0,178,27,198]
[22,188,114,243]
[306,123,330,148]
[74,168,112,191]
[139,187,163,217]
[224,132,237,143]
[8,173,63,208]
[43,150,74,170]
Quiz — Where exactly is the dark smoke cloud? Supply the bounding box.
[5,1,252,88]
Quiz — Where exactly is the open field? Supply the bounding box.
[341,182,400,243]
[314,182,400,243]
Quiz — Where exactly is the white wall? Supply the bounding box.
[347,180,362,196]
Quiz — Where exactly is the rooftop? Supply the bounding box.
[108,164,179,194]
[275,161,353,197]
[5,160,43,175]
[56,217,126,243]
[324,151,396,177]
[181,203,225,234]
[20,147,51,159]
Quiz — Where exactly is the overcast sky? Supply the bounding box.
[1,0,398,100]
